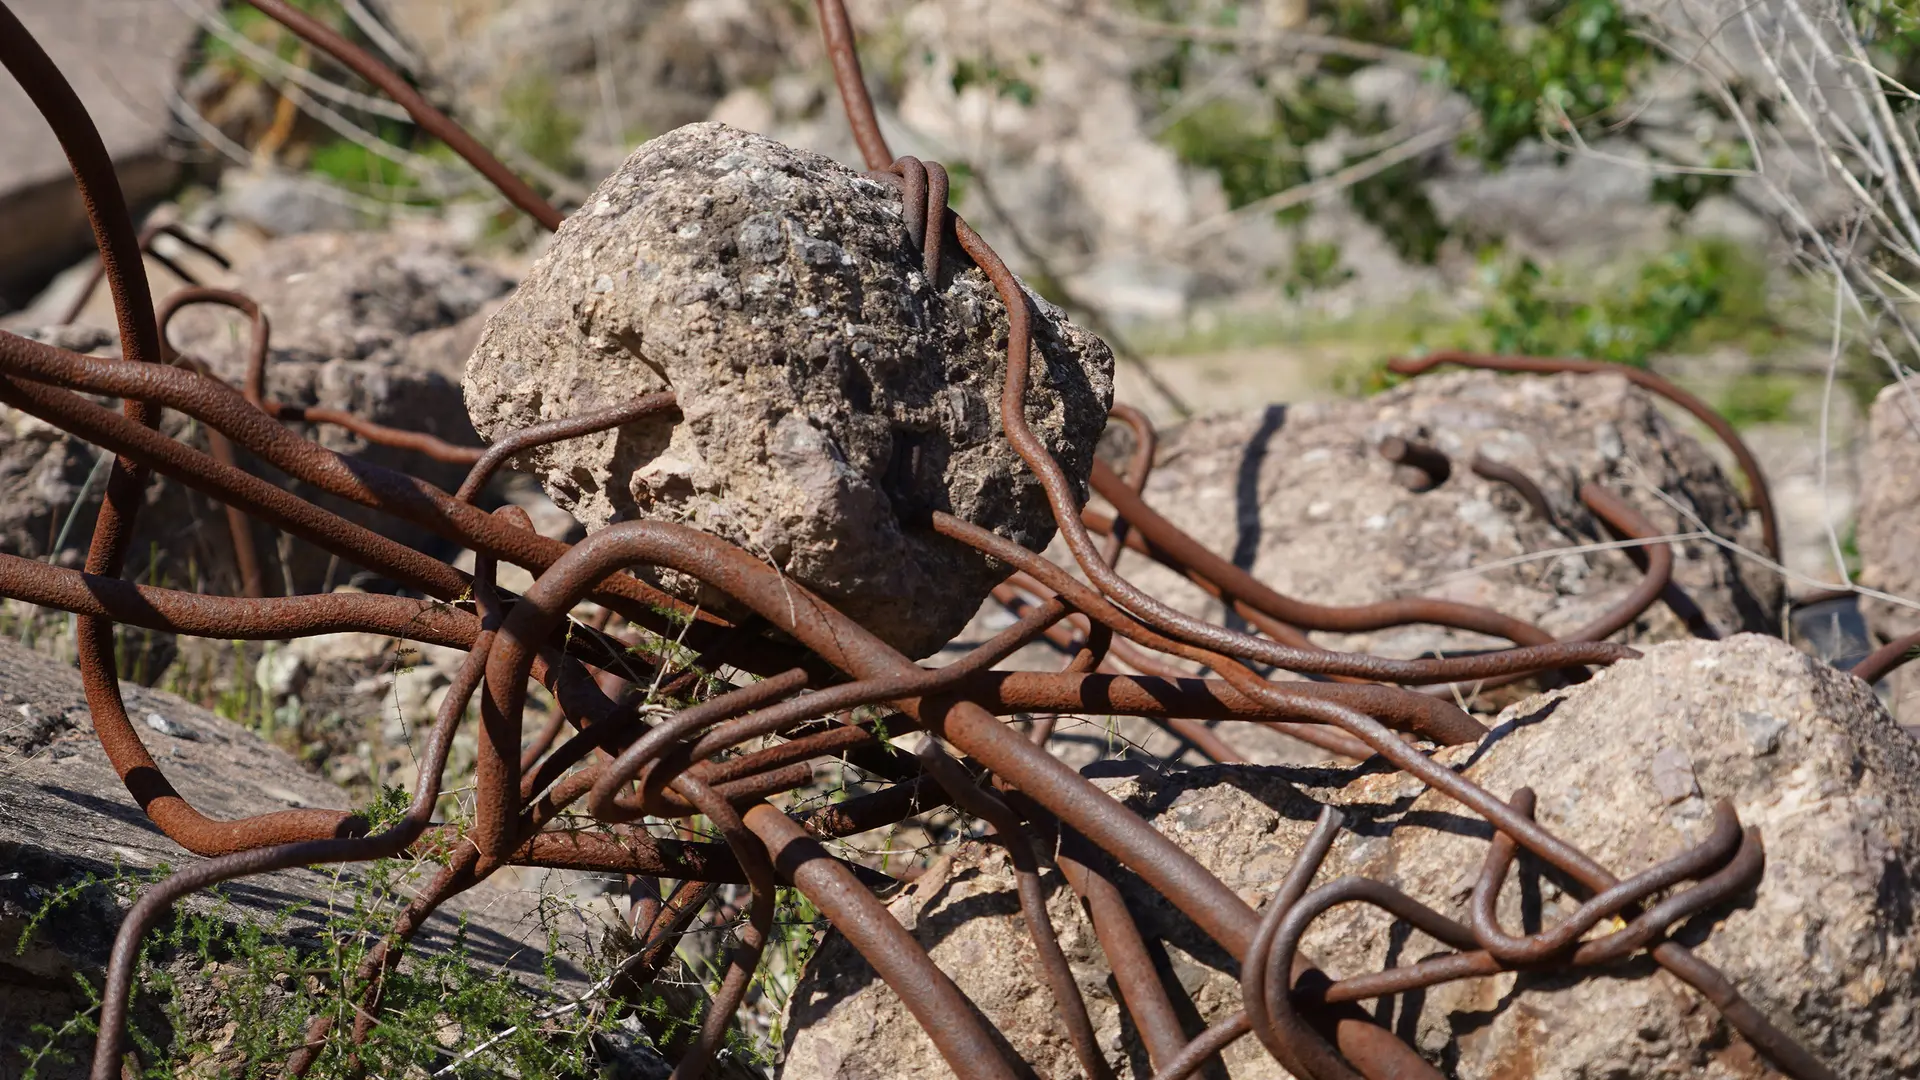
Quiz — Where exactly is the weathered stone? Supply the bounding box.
[1118,371,1779,689]
[783,636,1918,1078]
[783,840,1115,1080]
[466,122,1114,658]
[0,0,198,307]
[165,230,508,590]
[927,369,1776,770]
[0,326,261,602]
[0,325,117,563]
[1856,380,1920,723]
[1,232,504,598]
[379,0,798,171]
[0,636,604,1078]
[218,168,378,237]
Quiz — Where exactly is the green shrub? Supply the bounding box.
[1476,238,1773,366]
[1717,376,1799,428]
[11,803,648,1078]
[501,74,583,176]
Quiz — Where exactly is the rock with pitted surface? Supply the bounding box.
[0,326,258,614]
[1114,371,1778,690]
[465,122,1114,659]
[782,636,1920,1078]
[163,229,505,477]
[926,368,1780,771]
[0,0,198,305]
[1856,380,1920,723]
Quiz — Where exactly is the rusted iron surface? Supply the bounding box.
[0,1,1862,1077]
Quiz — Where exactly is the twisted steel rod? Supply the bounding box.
[1389,351,1781,563]
[0,1,1845,1076]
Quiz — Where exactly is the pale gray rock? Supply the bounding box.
[783,839,1117,1080]
[1856,380,1920,724]
[166,230,508,590]
[1857,381,1920,642]
[466,122,1114,658]
[0,327,261,607]
[378,0,798,167]
[1423,140,1673,263]
[926,369,1779,775]
[1117,371,1780,696]
[219,169,376,237]
[0,0,198,306]
[783,636,1918,1078]
[1,234,506,658]
[0,325,117,564]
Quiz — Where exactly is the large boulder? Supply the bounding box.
[163,230,508,590]
[0,326,258,611]
[782,636,1918,1078]
[1117,371,1779,673]
[2,233,503,599]
[0,0,198,307]
[466,122,1114,658]
[1857,380,1920,722]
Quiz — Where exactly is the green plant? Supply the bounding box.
[501,74,583,176]
[752,886,825,1052]
[1159,95,1320,217]
[1717,375,1799,428]
[1650,142,1751,213]
[1158,84,1453,261]
[306,137,415,191]
[1144,1,1651,264]
[1857,1,1920,90]
[196,0,344,74]
[1392,0,1649,162]
[1346,159,1452,264]
[212,640,276,734]
[1475,238,1774,366]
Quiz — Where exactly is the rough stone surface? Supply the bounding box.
[0,0,198,306]
[1119,371,1779,688]
[1857,380,1920,723]
[925,368,1778,769]
[783,636,1918,1078]
[466,122,1114,658]
[0,636,603,1078]
[165,230,509,590]
[0,326,260,598]
[1858,381,1920,642]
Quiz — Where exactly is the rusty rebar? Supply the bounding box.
[455,393,680,501]
[60,220,231,327]
[1470,452,1558,526]
[239,0,565,230]
[1389,351,1781,563]
[0,2,1849,1076]
[917,737,1115,1080]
